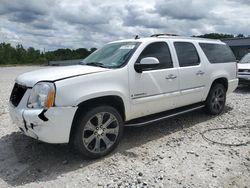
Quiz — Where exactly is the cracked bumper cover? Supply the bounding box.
[9,103,77,144]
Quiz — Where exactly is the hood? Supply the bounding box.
[16,65,109,87]
[238,63,250,70]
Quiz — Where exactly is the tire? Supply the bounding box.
[73,105,124,158]
[205,83,226,115]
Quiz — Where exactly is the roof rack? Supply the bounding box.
[150,33,179,37]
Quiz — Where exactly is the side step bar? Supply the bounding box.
[125,103,205,127]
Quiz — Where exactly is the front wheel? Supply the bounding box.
[73,105,124,158]
[205,83,226,115]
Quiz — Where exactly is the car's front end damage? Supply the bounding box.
[8,65,110,143]
[9,82,77,143]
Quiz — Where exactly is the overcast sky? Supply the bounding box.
[0,0,250,51]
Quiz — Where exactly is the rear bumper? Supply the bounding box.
[227,79,239,93]
[238,75,250,85]
[9,103,77,144]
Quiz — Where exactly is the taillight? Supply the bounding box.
[236,62,238,77]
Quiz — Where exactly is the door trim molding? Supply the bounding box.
[131,89,180,100]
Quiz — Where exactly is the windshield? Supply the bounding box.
[81,42,140,68]
[239,53,250,63]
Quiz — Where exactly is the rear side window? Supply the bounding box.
[137,42,173,70]
[174,42,200,67]
[199,43,236,63]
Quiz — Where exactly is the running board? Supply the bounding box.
[125,103,205,127]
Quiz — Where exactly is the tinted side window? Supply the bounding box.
[137,42,173,70]
[174,42,200,67]
[199,43,236,63]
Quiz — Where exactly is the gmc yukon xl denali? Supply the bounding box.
[9,34,238,158]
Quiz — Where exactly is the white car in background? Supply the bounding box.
[238,52,250,85]
[9,34,238,158]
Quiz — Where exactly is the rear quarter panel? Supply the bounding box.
[202,62,238,100]
[194,40,238,100]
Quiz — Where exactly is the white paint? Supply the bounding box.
[16,65,109,87]
[9,36,239,144]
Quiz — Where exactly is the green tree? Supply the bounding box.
[0,42,96,65]
[194,33,234,39]
[236,34,245,38]
[90,48,97,53]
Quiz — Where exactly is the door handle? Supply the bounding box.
[196,70,205,75]
[166,74,177,80]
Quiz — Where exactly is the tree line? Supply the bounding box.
[193,33,248,39]
[0,43,97,65]
[0,33,249,65]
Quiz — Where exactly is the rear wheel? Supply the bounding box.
[205,83,226,115]
[73,105,124,158]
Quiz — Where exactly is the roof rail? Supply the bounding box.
[150,33,179,37]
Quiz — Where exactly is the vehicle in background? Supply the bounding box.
[238,53,250,85]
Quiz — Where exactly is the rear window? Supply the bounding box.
[174,42,200,67]
[199,43,236,63]
[240,53,250,63]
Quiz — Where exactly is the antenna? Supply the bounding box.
[135,35,140,39]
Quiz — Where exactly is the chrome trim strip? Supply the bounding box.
[125,105,205,127]
[181,85,205,92]
[131,90,180,99]
[132,86,205,100]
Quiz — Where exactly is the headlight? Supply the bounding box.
[27,82,55,109]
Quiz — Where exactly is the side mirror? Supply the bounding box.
[134,57,160,73]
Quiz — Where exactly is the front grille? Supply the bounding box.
[10,83,28,107]
[239,69,250,73]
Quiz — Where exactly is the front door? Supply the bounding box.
[128,41,180,119]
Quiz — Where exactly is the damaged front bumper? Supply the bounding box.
[9,102,77,144]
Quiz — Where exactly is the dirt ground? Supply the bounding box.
[0,66,249,188]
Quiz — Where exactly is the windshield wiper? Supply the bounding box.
[85,62,106,68]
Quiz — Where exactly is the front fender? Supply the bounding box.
[74,91,127,107]
[54,68,132,120]
[75,92,131,120]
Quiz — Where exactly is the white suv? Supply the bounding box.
[9,35,238,158]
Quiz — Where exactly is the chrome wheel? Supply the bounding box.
[210,87,225,113]
[82,112,119,153]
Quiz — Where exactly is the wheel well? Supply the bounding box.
[69,96,125,143]
[211,78,228,91]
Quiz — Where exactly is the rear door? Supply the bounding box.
[173,41,207,106]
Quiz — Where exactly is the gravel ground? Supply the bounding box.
[0,66,249,188]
